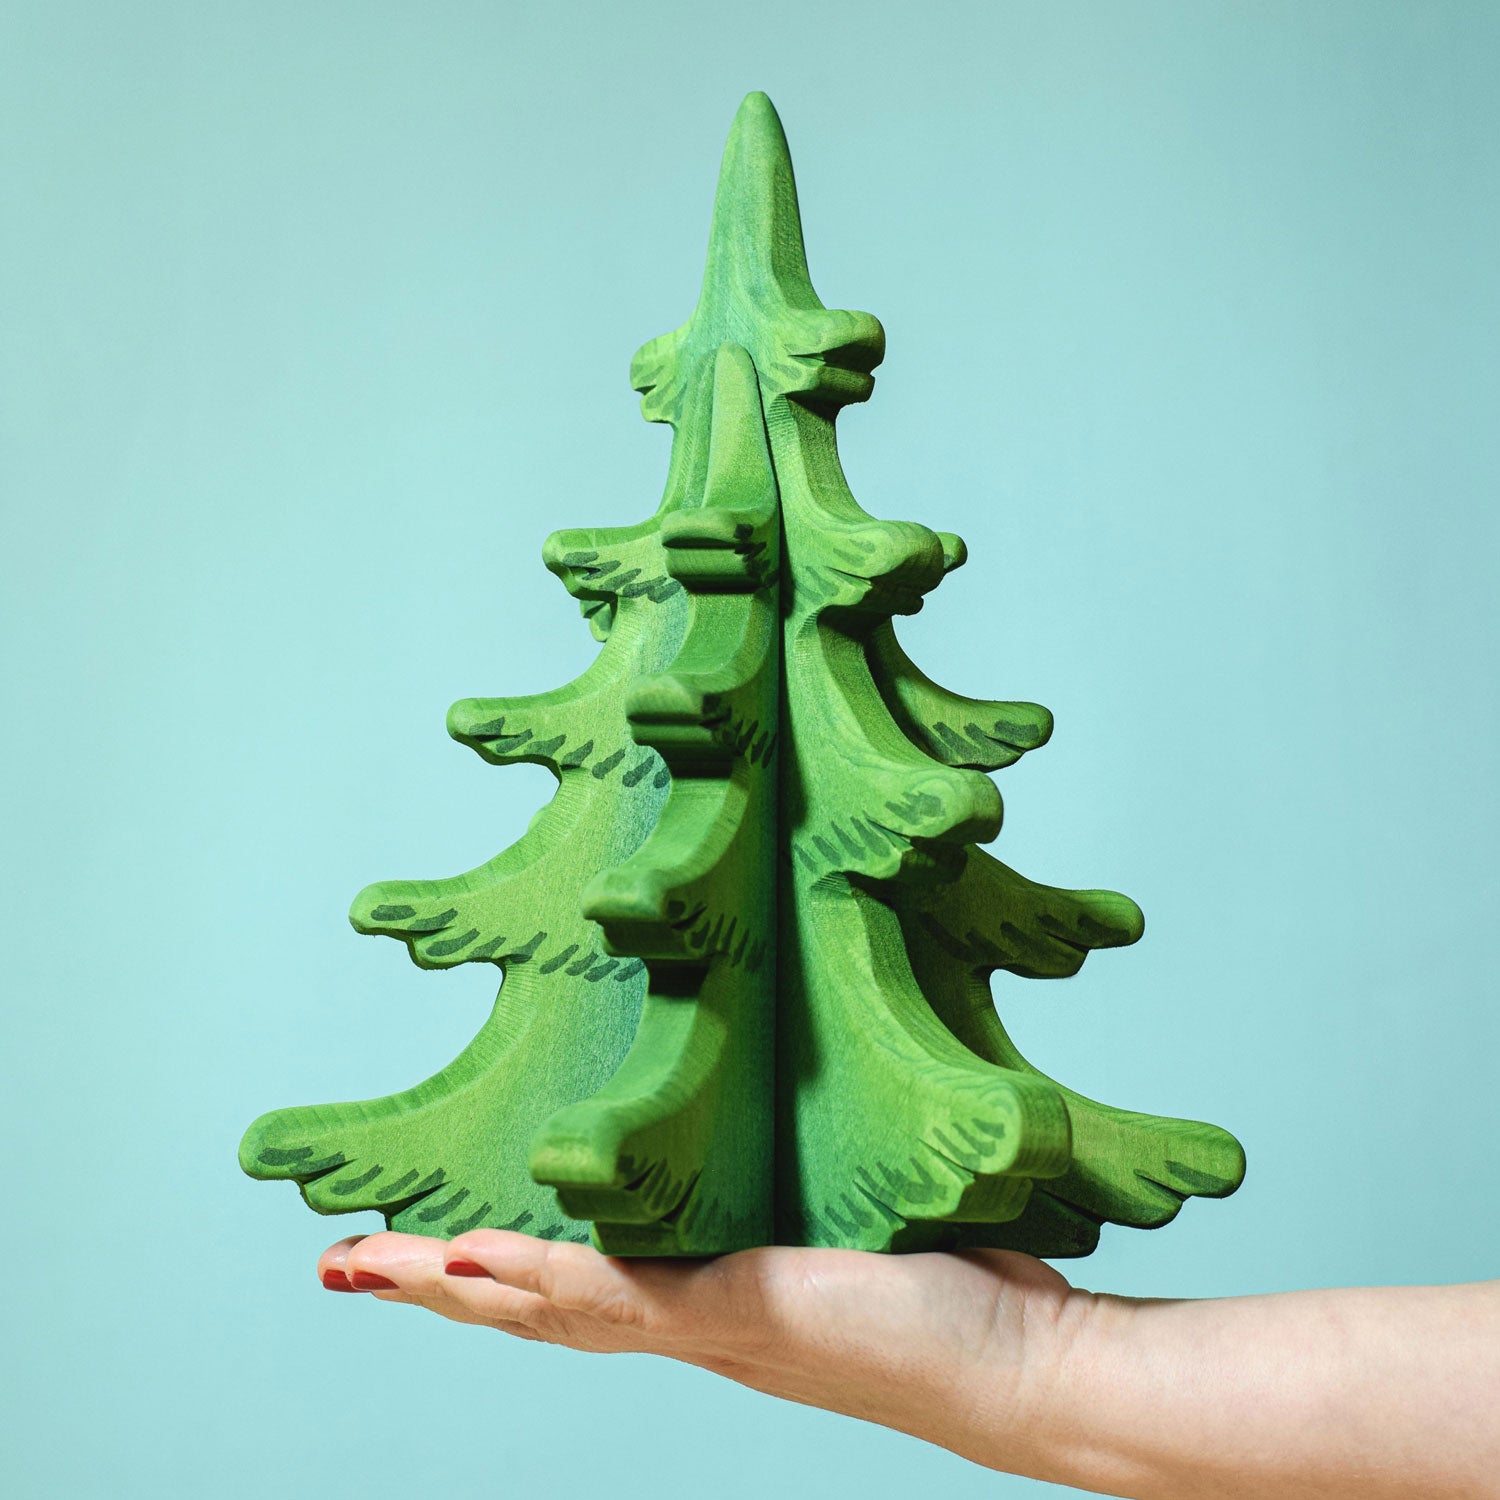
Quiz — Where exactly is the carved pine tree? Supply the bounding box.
[242,93,1244,1257]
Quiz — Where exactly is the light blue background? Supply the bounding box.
[3,3,1496,1496]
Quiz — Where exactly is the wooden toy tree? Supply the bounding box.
[242,93,1244,1257]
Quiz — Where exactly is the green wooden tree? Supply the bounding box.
[241,92,1245,1257]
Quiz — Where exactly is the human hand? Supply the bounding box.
[318,1230,1082,1474]
[317,1232,1500,1499]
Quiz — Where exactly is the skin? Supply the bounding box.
[318,1231,1500,1499]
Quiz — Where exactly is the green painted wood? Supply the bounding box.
[241,92,1245,1257]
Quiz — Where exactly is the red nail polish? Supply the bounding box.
[348,1271,399,1291]
[445,1259,491,1278]
[321,1268,358,1292]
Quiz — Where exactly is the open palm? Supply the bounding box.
[320,1230,1076,1464]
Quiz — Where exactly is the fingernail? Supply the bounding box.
[321,1269,359,1292]
[348,1271,399,1291]
[445,1259,492,1278]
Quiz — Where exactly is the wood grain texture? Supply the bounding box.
[241,92,1244,1256]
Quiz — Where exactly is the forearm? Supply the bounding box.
[1004,1281,1500,1499]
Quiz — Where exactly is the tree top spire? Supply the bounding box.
[632,92,885,423]
[699,91,817,317]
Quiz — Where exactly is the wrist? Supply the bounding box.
[990,1283,1150,1496]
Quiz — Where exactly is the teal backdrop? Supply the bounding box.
[3,3,1496,1496]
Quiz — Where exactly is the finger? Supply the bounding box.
[445,1232,665,1346]
[310,1232,550,1345]
[343,1232,567,1341]
[434,1239,606,1345]
[317,1235,368,1291]
[367,1287,533,1334]
[434,1265,568,1339]
[343,1231,452,1297]
[444,1231,784,1356]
